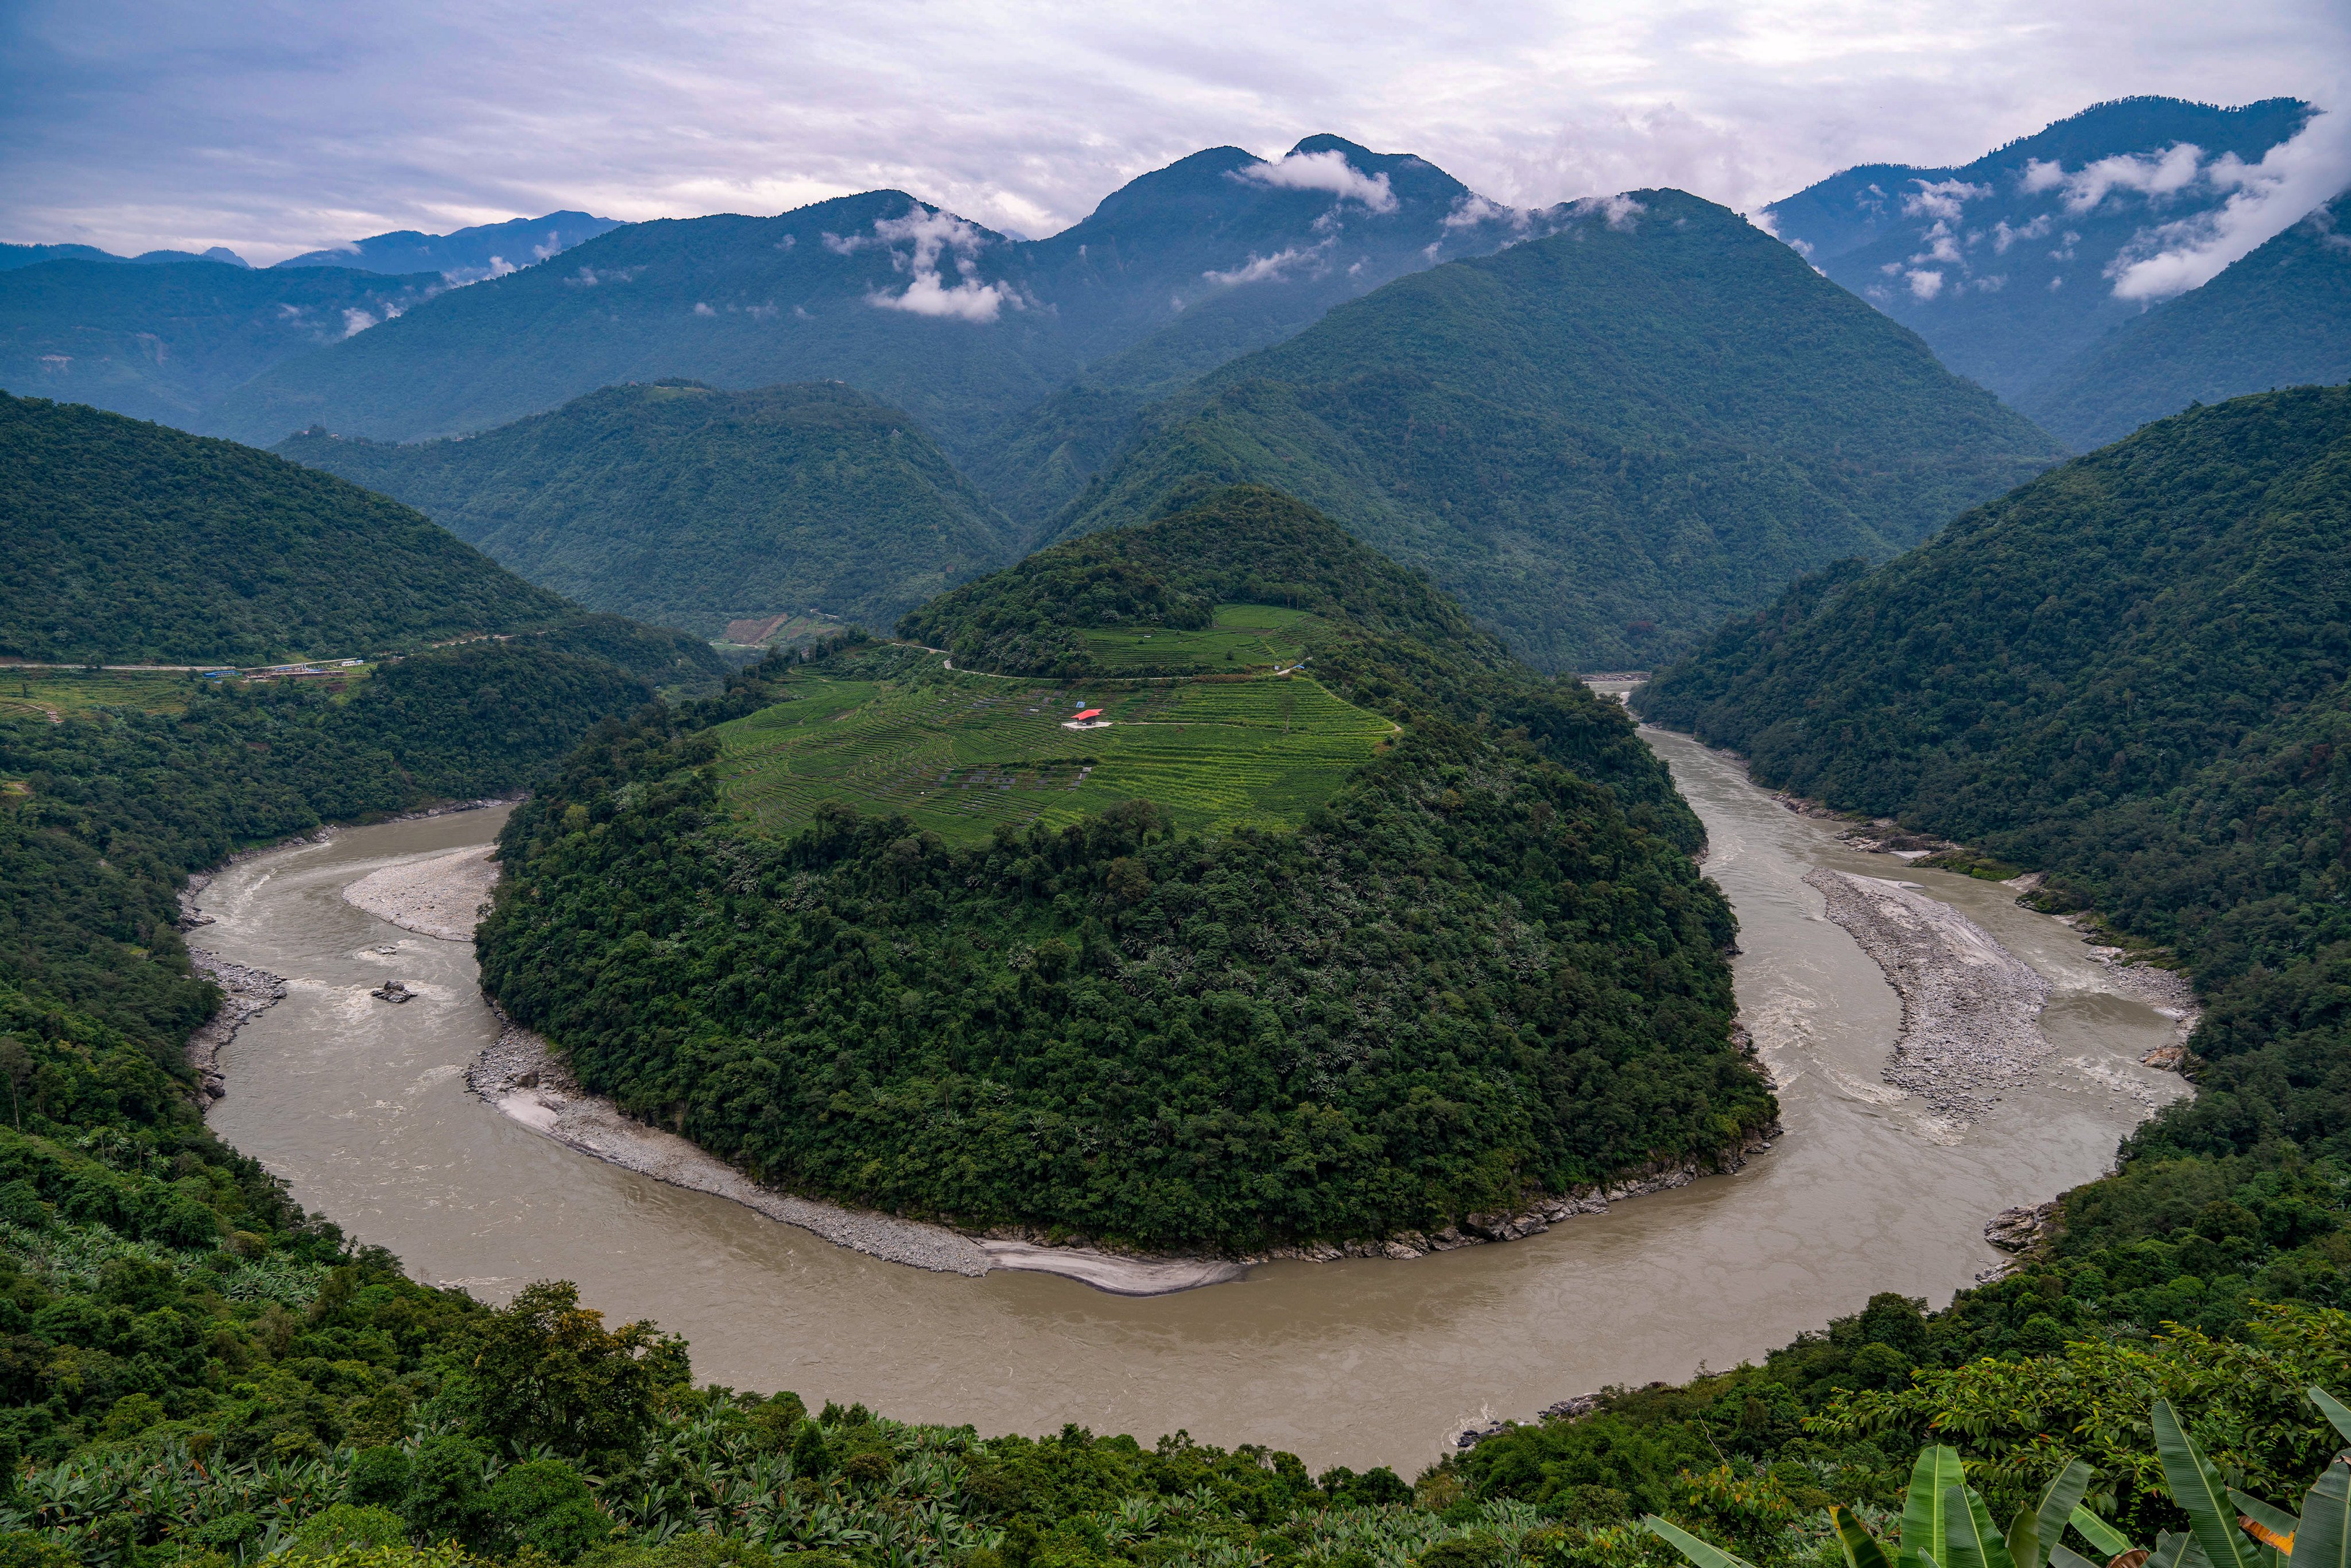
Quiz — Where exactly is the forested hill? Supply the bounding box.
[2,393,716,678]
[279,381,1019,639]
[478,487,1770,1252]
[2018,189,2351,450]
[1637,384,2351,1210]
[1046,189,2064,672]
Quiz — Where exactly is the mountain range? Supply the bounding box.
[270,211,620,281]
[1043,189,2062,669]
[1766,95,2318,402]
[277,380,1017,639]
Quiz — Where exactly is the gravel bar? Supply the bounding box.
[1806,868,2052,1120]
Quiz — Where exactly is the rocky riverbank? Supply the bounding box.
[1805,868,2053,1120]
[183,951,287,1107]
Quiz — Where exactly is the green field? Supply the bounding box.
[716,658,1394,843]
[1073,603,1324,673]
[0,668,208,723]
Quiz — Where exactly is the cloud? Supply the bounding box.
[2024,142,2207,212]
[1901,178,1989,221]
[858,203,1019,320]
[1906,269,1945,299]
[2105,109,2351,298]
[1234,149,1396,212]
[1564,193,1645,231]
[1,0,2342,263]
[342,306,379,336]
[1990,212,2050,253]
[1202,244,1323,285]
[1442,192,1527,231]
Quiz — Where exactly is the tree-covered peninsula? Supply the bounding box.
[478,487,1772,1253]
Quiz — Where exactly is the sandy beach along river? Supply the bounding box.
[194,725,2184,1477]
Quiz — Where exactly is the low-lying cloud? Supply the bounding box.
[2103,110,2351,298]
[1234,150,1397,213]
[858,204,1019,321]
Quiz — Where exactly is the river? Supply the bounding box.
[196,727,2184,1476]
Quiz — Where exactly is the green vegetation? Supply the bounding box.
[478,488,1766,1251]
[3,395,573,665]
[716,653,1392,844]
[1765,96,2314,402]
[277,382,1020,640]
[0,260,441,429]
[2019,191,2351,451]
[1073,603,1322,673]
[1049,191,2063,671]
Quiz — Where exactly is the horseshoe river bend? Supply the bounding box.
[189,721,2189,1477]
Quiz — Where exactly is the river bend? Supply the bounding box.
[197,728,2183,1474]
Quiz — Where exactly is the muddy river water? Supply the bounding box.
[197,726,2184,1477]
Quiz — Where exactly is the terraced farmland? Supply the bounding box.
[715,657,1394,843]
[1073,603,1325,673]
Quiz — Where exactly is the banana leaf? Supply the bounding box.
[2047,1547,2102,1568]
[1946,1485,2020,1568]
[1835,1506,1898,1568]
[2011,1506,2042,1568]
[2155,1398,2255,1568]
[2313,1391,2351,1453]
[2230,1488,2298,1555]
[2030,1462,2099,1568]
[2295,1462,2351,1568]
[2071,1507,2137,1559]
[1642,1515,1761,1568]
[2151,1529,2217,1568]
[1903,1447,1968,1568]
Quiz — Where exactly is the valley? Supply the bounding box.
[4,46,2350,1568]
[192,717,2183,1475]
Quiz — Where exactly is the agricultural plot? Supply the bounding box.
[1074,603,1326,673]
[716,660,1394,844]
[0,668,206,723]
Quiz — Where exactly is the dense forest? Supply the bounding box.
[279,382,1019,639]
[3,395,594,665]
[478,488,1769,1251]
[1048,191,2062,670]
[2018,191,2351,449]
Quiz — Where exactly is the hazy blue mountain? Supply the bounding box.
[0,243,250,271]
[276,380,1017,638]
[2018,189,2351,448]
[273,211,619,282]
[197,138,1523,473]
[1049,189,2064,671]
[0,261,443,428]
[1767,96,2314,399]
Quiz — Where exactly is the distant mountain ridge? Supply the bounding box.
[1046,189,2064,671]
[0,261,447,432]
[277,380,1017,639]
[2018,190,2351,448]
[1767,96,2317,401]
[189,137,1526,492]
[272,211,619,282]
[0,243,251,271]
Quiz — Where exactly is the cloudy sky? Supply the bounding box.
[3,0,2342,265]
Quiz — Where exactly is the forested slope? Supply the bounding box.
[1632,386,2351,1397]
[2019,191,2351,449]
[478,487,1771,1252]
[1050,190,2063,671]
[4,395,572,663]
[278,381,1018,638]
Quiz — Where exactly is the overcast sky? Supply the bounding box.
[3,0,2343,264]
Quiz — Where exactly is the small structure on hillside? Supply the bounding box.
[1062,707,1111,731]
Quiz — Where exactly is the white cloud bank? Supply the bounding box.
[857,205,1019,321]
[1233,149,1396,212]
[2104,110,2351,298]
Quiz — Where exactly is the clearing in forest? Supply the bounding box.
[715,651,1393,844]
